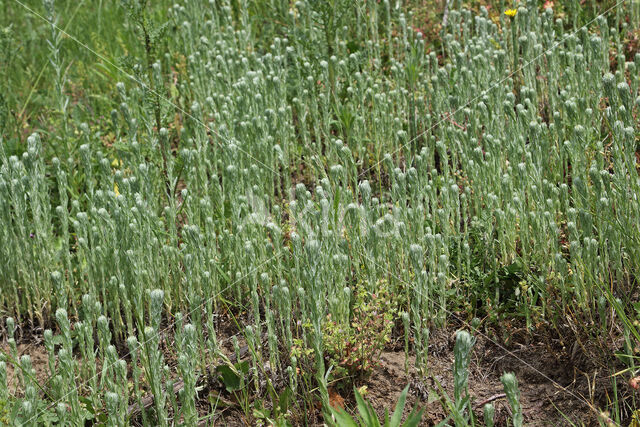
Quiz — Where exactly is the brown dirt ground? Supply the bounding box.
[361,330,597,426]
[1,343,50,395]
[198,320,628,426]
[1,318,631,426]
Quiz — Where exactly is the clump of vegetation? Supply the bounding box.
[323,280,396,385]
[329,384,425,427]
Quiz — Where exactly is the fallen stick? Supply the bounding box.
[474,393,507,409]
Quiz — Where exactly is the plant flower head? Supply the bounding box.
[504,8,517,17]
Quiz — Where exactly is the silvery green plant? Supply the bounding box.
[128,336,149,426]
[5,318,18,372]
[105,392,120,427]
[0,361,7,403]
[43,0,70,147]
[484,403,495,427]
[55,309,81,421]
[177,323,198,425]
[140,290,169,426]
[431,330,477,425]
[501,372,523,427]
[452,330,475,424]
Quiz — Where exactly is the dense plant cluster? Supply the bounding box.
[323,280,396,383]
[0,0,639,424]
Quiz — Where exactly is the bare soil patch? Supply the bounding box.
[353,325,620,426]
[1,343,50,395]
[2,317,629,426]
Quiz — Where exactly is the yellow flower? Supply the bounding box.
[504,8,517,17]
[357,385,368,396]
[111,158,119,167]
[114,183,120,196]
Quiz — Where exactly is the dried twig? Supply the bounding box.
[474,393,507,409]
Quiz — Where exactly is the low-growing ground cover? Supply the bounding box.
[1,0,639,425]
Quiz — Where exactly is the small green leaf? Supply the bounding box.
[278,387,292,414]
[79,396,94,414]
[354,387,380,427]
[329,407,359,427]
[388,385,409,427]
[215,362,247,392]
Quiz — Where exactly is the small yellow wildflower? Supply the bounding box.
[114,183,120,196]
[111,158,119,167]
[357,385,368,396]
[504,8,517,17]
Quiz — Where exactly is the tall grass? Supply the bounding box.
[0,0,639,424]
